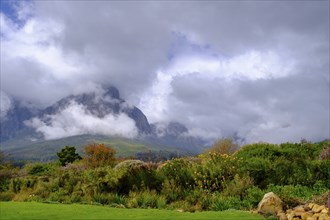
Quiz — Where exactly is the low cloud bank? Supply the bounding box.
[26,101,138,140]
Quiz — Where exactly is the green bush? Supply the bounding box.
[0,191,15,201]
[242,186,264,209]
[57,146,82,166]
[25,163,55,176]
[160,179,182,202]
[211,195,242,211]
[265,184,321,209]
[160,158,195,191]
[115,160,161,194]
[222,174,254,198]
[0,168,14,192]
[195,153,242,191]
[128,190,166,209]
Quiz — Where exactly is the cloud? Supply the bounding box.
[1,1,329,143]
[25,101,138,140]
[0,91,12,119]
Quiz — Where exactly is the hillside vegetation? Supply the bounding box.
[1,135,193,162]
[0,140,329,216]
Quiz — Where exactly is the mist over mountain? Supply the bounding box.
[30,86,152,139]
[0,99,35,141]
[0,86,208,159]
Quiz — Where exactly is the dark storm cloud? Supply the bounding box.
[1,1,329,143]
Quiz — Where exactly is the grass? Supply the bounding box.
[0,202,264,220]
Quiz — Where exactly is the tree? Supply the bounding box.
[206,138,239,155]
[57,146,82,166]
[83,143,116,168]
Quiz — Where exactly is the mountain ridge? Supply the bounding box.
[0,86,208,161]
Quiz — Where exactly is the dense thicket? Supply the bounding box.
[0,140,329,212]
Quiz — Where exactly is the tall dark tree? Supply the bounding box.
[57,146,82,166]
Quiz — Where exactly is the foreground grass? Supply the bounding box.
[0,202,264,220]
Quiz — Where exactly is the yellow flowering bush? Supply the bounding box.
[194,152,242,191]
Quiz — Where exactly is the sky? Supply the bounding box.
[0,0,329,143]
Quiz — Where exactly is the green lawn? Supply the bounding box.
[0,202,264,220]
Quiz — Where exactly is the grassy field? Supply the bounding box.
[0,202,264,220]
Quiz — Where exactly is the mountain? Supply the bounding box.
[0,86,208,161]
[40,86,152,135]
[0,100,35,141]
[151,121,188,137]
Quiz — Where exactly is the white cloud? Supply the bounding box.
[1,1,329,144]
[25,101,138,140]
[140,49,295,123]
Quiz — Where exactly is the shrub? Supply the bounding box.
[48,188,70,203]
[211,194,242,211]
[134,190,159,208]
[234,143,279,160]
[115,160,161,194]
[319,146,330,160]
[206,138,239,155]
[57,146,82,166]
[0,191,15,201]
[93,193,113,205]
[238,157,272,189]
[0,168,14,192]
[195,153,241,191]
[242,186,264,209]
[25,162,57,176]
[84,143,116,168]
[222,174,254,199]
[265,184,320,209]
[160,179,182,202]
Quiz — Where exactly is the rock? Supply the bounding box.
[293,206,305,217]
[305,203,315,211]
[257,192,284,215]
[307,203,315,211]
[287,213,294,220]
[282,203,329,220]
[301,212,313,220]
[312,204,323,213]
[277,212,288,220]
[319,213,330,220]
[321,208,329,214]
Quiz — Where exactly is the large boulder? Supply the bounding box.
[257,192,284,215]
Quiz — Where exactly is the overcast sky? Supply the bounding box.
[1,0,329,143]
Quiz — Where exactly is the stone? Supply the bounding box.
[319,213,330,220]
[294,206,305,217]
[301,212,313,220]
[307,203,315,211]
[277,212,288,220]
[321,208,329,214]
[287,213,294,220]
[306,217,316,220]
[257,192,284,215]
[313,204,324,213]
